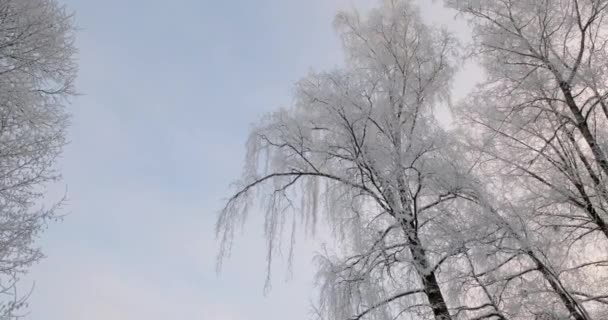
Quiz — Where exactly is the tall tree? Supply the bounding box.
[217,1,477,319]
[444,0,608,318]
[0,0,76,316]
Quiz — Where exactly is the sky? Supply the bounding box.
[23,1,480,319]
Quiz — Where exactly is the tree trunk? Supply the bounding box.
[528,251,590,320]
[572,180,608,240]
[405,224,452,320]
[560,82,608,180]
[420,271,452,320]
[567,131,608,239]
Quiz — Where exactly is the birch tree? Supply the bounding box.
[443,0,608,318]
[217,1,479,319]
[0,0,76,316]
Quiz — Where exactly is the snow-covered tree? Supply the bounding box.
[443,0,608,318]
[0,0,76,316]
[217,1,487,319]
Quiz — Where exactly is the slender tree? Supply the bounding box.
[444,0,608,318]
[217,1,480,319]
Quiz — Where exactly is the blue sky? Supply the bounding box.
[22,1,479,319]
